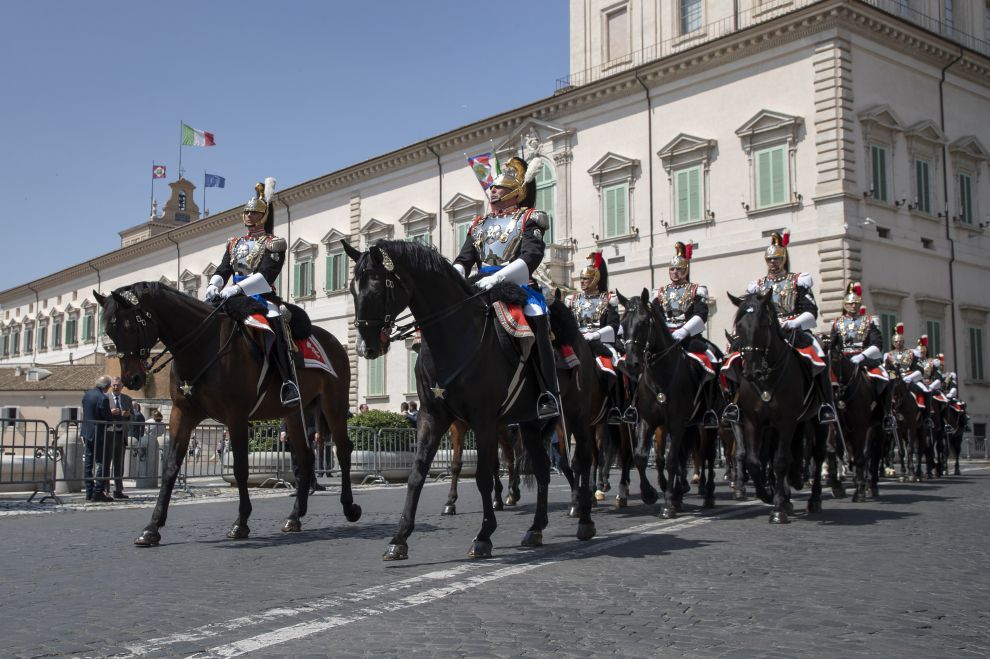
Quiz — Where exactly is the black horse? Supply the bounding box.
[95,282,359,545]
[618,289,718,517]
[726,290,826,523]
[944,401,969,476]
[344,239,595,560]
[828,335,884,501]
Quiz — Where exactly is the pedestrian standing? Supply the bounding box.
[81,376,114,502]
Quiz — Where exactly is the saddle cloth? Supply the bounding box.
[686,351,716,376]
[244,314,336,376]
[720,344,824,382]
[492,301,536,363]
[915,393,927,409]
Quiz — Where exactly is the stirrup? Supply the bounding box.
[606,407,623,426]
[536,393,560,420]
[722,404,740,424]
[280,381,301,406]
[621,405,638,425]
[882,415,896,431]
[818,403,837,424]
[702,410,719,429]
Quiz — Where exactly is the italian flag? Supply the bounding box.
[181,123,216,147]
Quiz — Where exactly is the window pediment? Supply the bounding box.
[179,269,199,283]
[588,152,640,188]
[949,136,989,163]
[495,118,574,160]
[657,133,717,172]
[159,276,176,288]
[856,105,904,133]
[203,262,217,277]
[397,206,436,236]
[443,192,483,217]
[735,110,803,153]
[360,219,394,245]
[320,228,349,248]
[290,238,318,259]
[904,120,946,146]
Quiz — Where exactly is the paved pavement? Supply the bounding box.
[1,465,988,657]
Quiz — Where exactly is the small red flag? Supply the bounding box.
[152,164,167,179]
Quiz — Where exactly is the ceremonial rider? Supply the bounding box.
[829,281,893,429]
[883,322,924,387]
[746,230,836,424]
[453,155,559,420]
[566,252,622,424]
[205,179,300,405]
[915,335,946,397]
[652,242,719,428]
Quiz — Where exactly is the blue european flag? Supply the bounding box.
[204,173,226,188]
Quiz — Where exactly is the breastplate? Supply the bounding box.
[889,349,914,369]
[759,274,797,318]
[918,358,935,382]
[473,210,526,267]
[659,283,694,327]
[835,315,868,350]
[231,236,266,275]
[571,293,607,331]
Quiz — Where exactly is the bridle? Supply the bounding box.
[735,301,788,388]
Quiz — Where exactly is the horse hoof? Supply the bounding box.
[831,487,847,499]
[691,474,701,484]
[870,486,880,498]
[594,490,606,502]
[898,476,907,483]
[660,505,677,519]
[602,483,611,493]
[226,524,250,539]
[769,511,790,524]
[615,496,627,509]
[784,501,795,515]
[383,543,408,561]
[521,530,543,547]
[493,500,504,511]
[954,468,961,476]
[345,504,362,523]
[851,492,862,503]
[733,490,746,501]
[641,488,659,506]
[467,539,493,559]
[568,505,579,518]
[807,499,822,513]
[282,518,302,533]
[134,530,161,547]
[506,495,518,506]
[703,497,715,509]
[673,499,685,513]
[442,504,457,516]
[576,522,596,541]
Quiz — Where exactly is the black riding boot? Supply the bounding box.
[878,381,896,430]
[270,321,301,406]
[816,368,837,424]
[621,374,639,424]
[606,374,624,425]
[529,315,560,420]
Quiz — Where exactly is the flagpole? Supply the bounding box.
[150,161,155,216]
[203,170,207,214]
[178,121,183,180]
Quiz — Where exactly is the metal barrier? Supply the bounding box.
[0,419,57,502]
[963,435,988,461]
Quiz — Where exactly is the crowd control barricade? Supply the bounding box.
[431,429,478,479]
[963,435,988,461]
[219,422,295,488]
[0,418,57,502]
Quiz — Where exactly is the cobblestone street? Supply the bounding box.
[1,467,988,657]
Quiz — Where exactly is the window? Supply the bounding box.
[970,326,985,380]
[680,0,703,34]
[407,348,418,394]
[944,0,954,36]
[24,326,33,354]
[914,159,932,213]
[38,324,47,351]
[292,260,314,299]
[603,183,629,238]
[407,232,431,246]
[756,145,788,208]
[605,5,629,63]
[1,333,8,357]
[60,407,80,422]
[273,273,283,298]
[897,0,910,17]
[925,319,943,355]
[534,160,556,244]
[52,319,62,348]
[674,165,702,224]
[959,173,974,224]
[178,191,187,211]
[3,407,17,428]
[325,251,348,292]
[82,312,95,342]
[454,221,472,249]
[65,316,78,345]
[11,330,20,355]
[367,356,385,396]
[879,312,898,352]
[870,144,889,202]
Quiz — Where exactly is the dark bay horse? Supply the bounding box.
[618,289,719,517]
[442,420,519,515]
[828,336,884,501]
[344,239,595,560]
[884,366,923,482]
[96,282,359,546]
[727,290,826,523]
[944,401,969,476]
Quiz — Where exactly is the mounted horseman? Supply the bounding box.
[566,252,622,423]
[205,178,300,406]
[651,241,720,428]
[883,323,926,479]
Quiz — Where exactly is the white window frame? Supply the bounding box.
[869,143,891,203]
[65,313,79,347]
[290,239,318,301]
[948,136,989,231]
[407,347,418,395]
[858,106,904,208]
[914,158,933,215]
[52,315,63,349]
[10,328,20,356]
[534,158,557,244]
[958,171,975,224]
[905,120,945,218]
[658,133,716,229]
[679,0,703,35]
[674,165,703,224]
[588,152,639,244]
[443,193,484,260]
[602,2,631,67]
[324,249,348,293]
[755,145,790,209]
[367,356,386,397]
[969,326,985,381]
[603,182,629,239]
[736,110,803,215]
[81,306,96,343]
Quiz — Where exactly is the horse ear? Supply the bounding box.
[727,292,742,307]
[111,291,132,307]
[756,290,772,307]
[554,288,562,302]
[724,329,734,344]
[640,288,650,305]
[616,290,628,307]
[94,291,106,305]
[341,240,362,262]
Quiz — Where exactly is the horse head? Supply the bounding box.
[618,288,654,374]
[95,284,161,390]
[729,289,778,380]
[343,239,412,359]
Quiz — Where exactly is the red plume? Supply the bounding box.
[684,242,693,260]
[919,335,928,347]
[859,305,866,316]
[895,322,904,335]
[781,230,790,247]
[853,283,862,296]
[589,251,603,269]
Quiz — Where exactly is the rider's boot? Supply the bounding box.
[606,375,623,425]
[816,368,837,424]
[529,315,560,420]
[271,320,301,406]
[701,381,719,429]
[880,382,896,431]
[621,375,638,424]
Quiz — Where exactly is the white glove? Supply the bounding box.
[219,285,242,300]
[861,345,882,361]
[476,274,500,290]
[453,263,466,278]
[787,311,817,331]
[583,330,601,342]
[850,353,865,364]
[681,315,706,337]
[205,275,224,300]
[671,328,688,341]
[931,380,943,391]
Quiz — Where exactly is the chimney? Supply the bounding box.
[14,366,22,376]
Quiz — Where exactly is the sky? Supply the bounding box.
[0,0,569,293]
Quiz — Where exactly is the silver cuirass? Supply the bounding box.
[659,283,696,328]
[888,349,914,369]
[472,210,527,267]
[758,274,798,319]
[231,237,267,276]
[835,315,870,351]
[570,292,608,332]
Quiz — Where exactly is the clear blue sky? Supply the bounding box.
[0,0,568,292]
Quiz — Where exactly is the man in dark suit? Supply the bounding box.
[106,376,133,499]
[81,375,114,502]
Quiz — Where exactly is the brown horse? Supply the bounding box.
[442,421,519,515]
[96,282,360,546]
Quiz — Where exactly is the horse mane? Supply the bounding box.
[548,296,580,346]
[371,239,474,295]
[103,281,211,322]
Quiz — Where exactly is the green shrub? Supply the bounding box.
[347,410,412,429]
[248,420,281,452]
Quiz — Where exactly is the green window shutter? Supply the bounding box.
[292,263,301,298]
[871,146,888,202]
[879,312,896,352]
[604,187,616,237]
[615,184,627,235]
[688,166,701,221]
[367,356,385,396]
[676,170,690,224]
[960,174,973,223]
[325,256,334,291]
[407,349,418,393]
[756,149,771,208]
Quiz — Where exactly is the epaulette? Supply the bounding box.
[267,236,287,252]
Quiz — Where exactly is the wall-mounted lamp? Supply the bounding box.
[978,221,990,230]
[863,185,874,199]
[705,209,716,221]
[937,212,946,219]
[793,192,803,203]
[740,201,750,212]
[894,198,907,208]
[660,220,669,229]
[591,232,600,242]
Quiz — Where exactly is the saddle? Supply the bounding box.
[486,281,536,363]
[222,296,334,376]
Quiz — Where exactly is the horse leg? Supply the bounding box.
[492,446,504,512]
[466,425,500,558]
[282,412,312,532]
[326,401,361,524]
[702,427,717,509]
[769,427,793,524]
[826,426,847,499]
[655,427,668,493]
[519,421,551,548]
[384,410,448,561]
[660,425,685,519]
[506,429,521,506]
[444,421,464,515]
[593,424,607,501]
[615,424,633,508]
[732,421,748,500]
[227,421,253,539]
[134,407,202,546]
[807,422,826,513]
[569,419,597,541]
[632,419,659,505]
